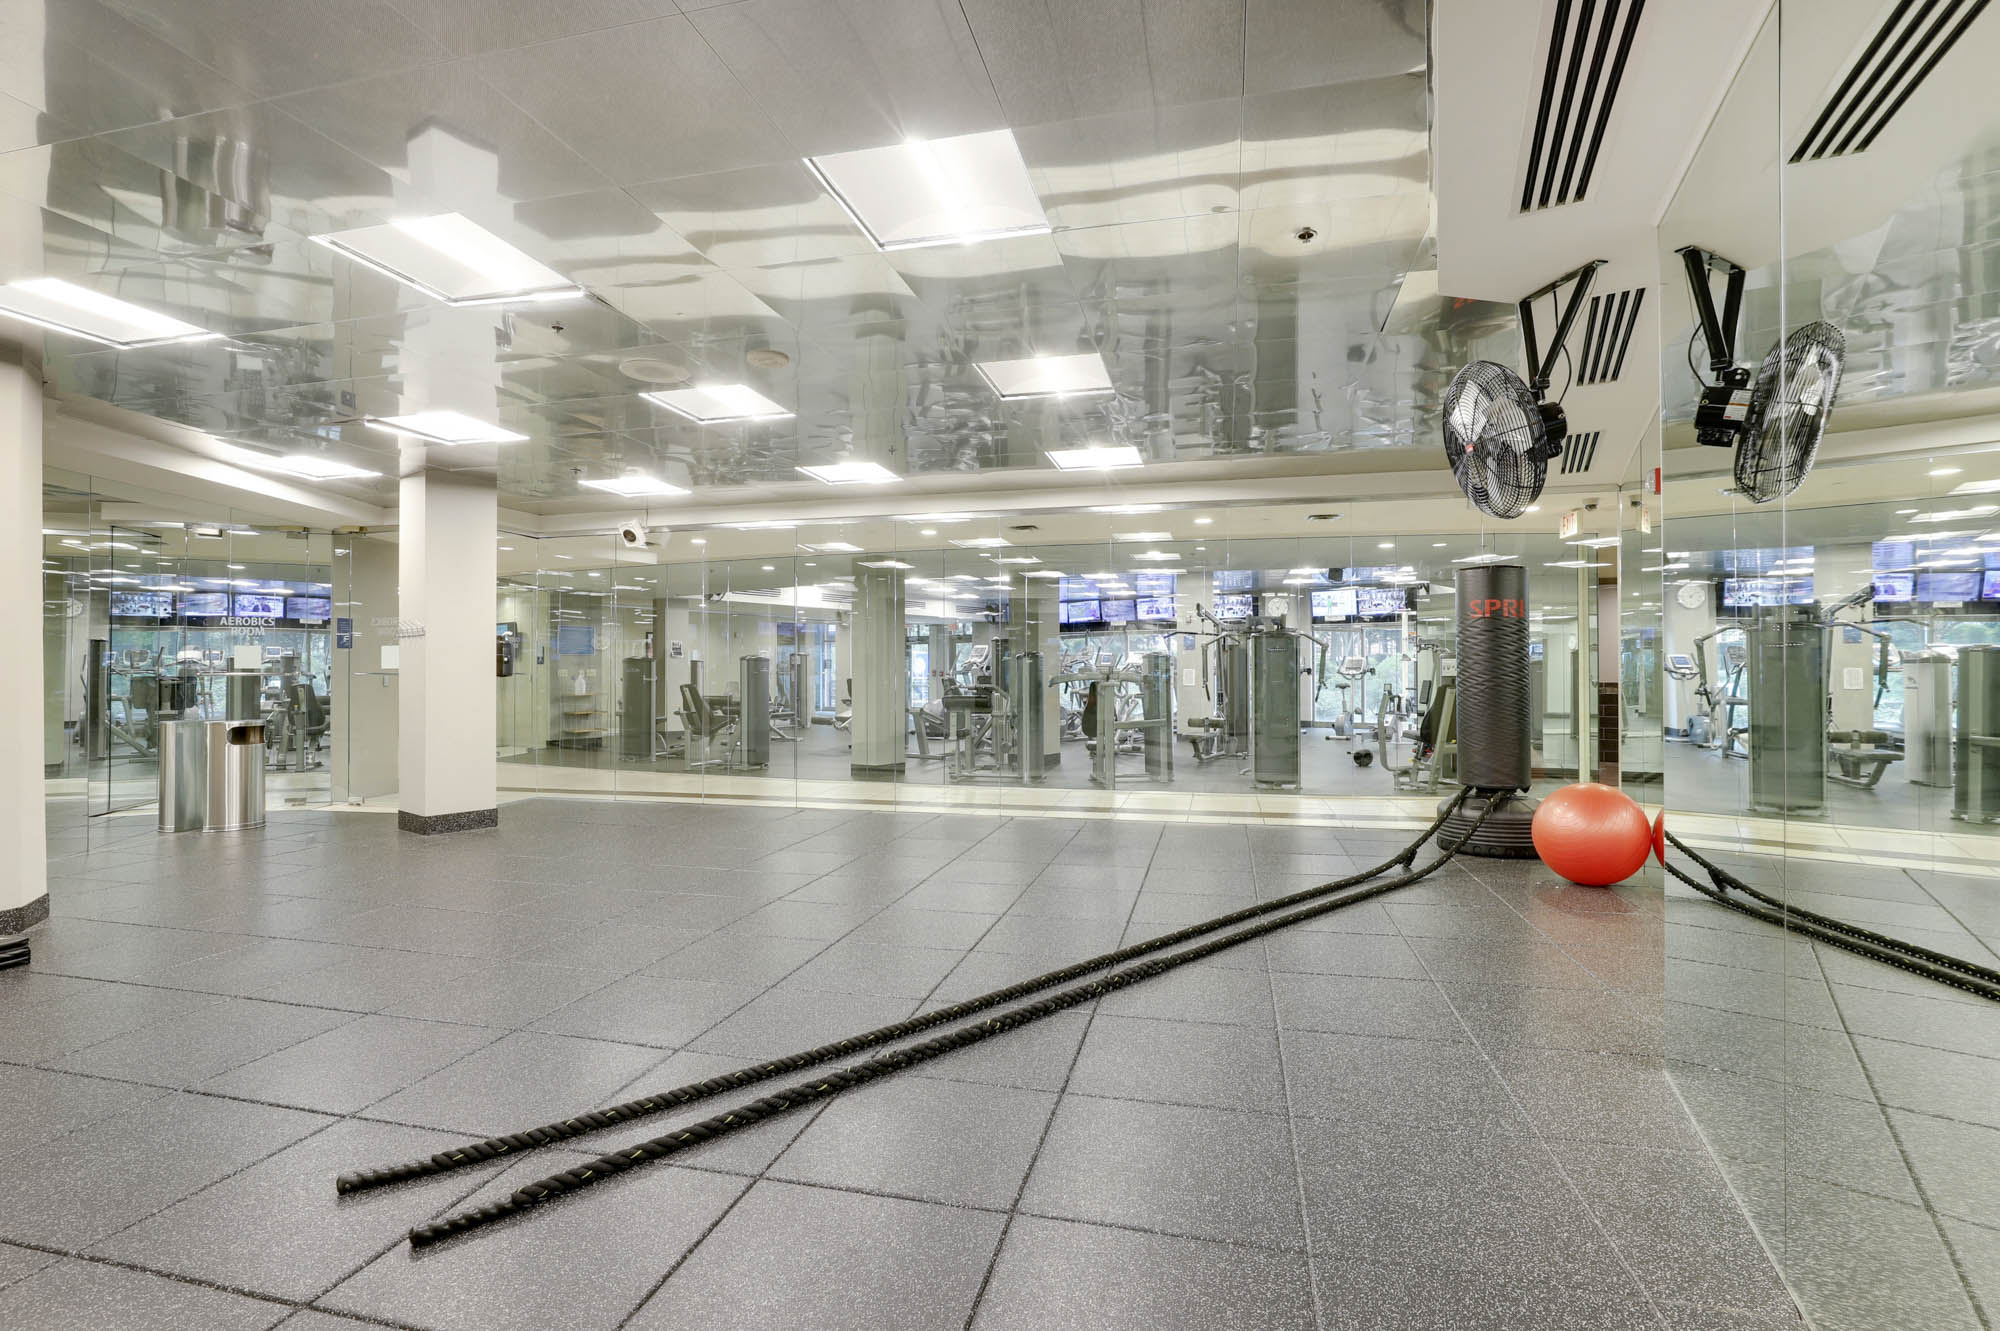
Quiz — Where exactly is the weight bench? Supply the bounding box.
[1828,730,1902,790]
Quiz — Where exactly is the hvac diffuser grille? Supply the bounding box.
[1576,288,1645,385]
[1559,431,1600,475]
[1793,0,1989,162]
[1520,0,1649,211]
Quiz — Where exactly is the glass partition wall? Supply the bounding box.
[1658,6,2000,1328]
[492,519,1593,808]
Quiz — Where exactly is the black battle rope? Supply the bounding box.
[336,789,1475,1198]
[1663,829,2000,1004]
[403,796,1500,1248]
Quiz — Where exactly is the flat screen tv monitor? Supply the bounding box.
[1984,570,2000,602]
[1311,586,1359,620]
[232,592,286,617]
[1872,572,1914,602]
[178,592,228,616]
[1136,596,1176,620]
[1212,570,1255,593]
[1214,593,1253,619]
[286,596,332,622]
[1059,599,1100,625]
[109,591,174,618]
[554,624,596,655]
[1917,571,1981,602]
[1134,573,1175,597]
[1722,578,1814,608]
[1356,587,1406,616]
[1871,540,1915,573]
[1100,598,1136,624]
[1057,577,1096,600]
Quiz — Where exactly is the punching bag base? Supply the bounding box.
[1439,790,1541,859]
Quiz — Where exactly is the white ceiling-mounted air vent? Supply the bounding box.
[1791,0,1988,163]
[1519,0,1649,211]
[1576,288,1646,385]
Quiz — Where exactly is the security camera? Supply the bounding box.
[617,521,648,550]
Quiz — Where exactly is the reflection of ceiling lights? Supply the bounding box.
[0,277,217,348]
[271,455,381,481]
[1132,550,1180,561]
[975,353,1114,399]
[950,536,1010,549]
[1543,559,1596,569]
[311,213,581,306]
[1929,466,1963,477]
[990,555,1040,565]
[900,513,974,524]
[1021,569,1066,579]
[797,460,900,485]
[646,383,791,423]
[859,559,914,569]
[368,410,526,445]
[806,541,862,553]
[1092,503,1165,514]
[805,129,1050,251]
[1046,445,1142,470]
[578,472,690,498]
[725,520,797,530]
[1566,536,1623,549]
[1910,505,1998,523]
[1114,531,1172,543]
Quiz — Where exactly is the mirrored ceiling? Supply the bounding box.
[0,0,1534,512]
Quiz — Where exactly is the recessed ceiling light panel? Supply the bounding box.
[578,473,690,498]
[806,129,1051,251]
[312,213,581,306]
[797,460,901,485]
[272,455,381,481]
[0,278,216,348]
[645,384,792,424]
[975,353,1114,399]
[367,410,526,445]
[1046,445,1142,470]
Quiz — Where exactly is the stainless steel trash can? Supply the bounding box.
[210,720,266,830]
[157,719,209,831]
[157,719,266,832]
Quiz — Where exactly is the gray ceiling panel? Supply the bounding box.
[961,0,1246,125]
[378,0,685,59]
[96,0,453,98]
[1242,0,1427,96]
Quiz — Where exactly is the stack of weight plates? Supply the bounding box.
[0,933,28,972]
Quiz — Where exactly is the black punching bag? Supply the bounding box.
[1439,563,1541,857]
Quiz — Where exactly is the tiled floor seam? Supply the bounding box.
[1386,881,1681,1330]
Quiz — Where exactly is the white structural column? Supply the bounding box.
[1011,578,1062,770]
[849,566,907,776]
[398,469,499,833]
[1,344,46,929]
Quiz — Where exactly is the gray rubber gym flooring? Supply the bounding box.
[1,799,1821,1330]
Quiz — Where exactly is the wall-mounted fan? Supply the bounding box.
[1442,260,1603,519]
[1678,246,1846,504]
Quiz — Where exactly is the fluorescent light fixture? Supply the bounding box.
[0,277,217,348]
[311,213,581,306]
[807,541,862,553]
[726,520,798,530]
[989,555,1040,565]
[1929,466,1963,476]
[797,460,901,486]
[1566,536,1623,548]
[1948,480,2000,495]
[1021,570,1066,579]
[975,353,1114,399]
[1194,516,1213,525]
[1114,531,1172,543]
[368,411,526,445]
[1283,577,1317,585]
[859,559,915,569]
[1091,504,1165,514]
[951,536,1010,549]
[578,472,690,498]
[1288,567,1325,577]
[900,513,974,524]
[805,128,1051,251]
[647,384,792,424]
[1543,559,1597,569]
[1046,445,1142,470]
[271,455,381,481]
[1910,506,1998,523]
[1132,550,1181,561]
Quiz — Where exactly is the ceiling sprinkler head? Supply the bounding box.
[1294,226,1317,243]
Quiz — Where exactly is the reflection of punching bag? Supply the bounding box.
[1455,564,1531,792]
[1440,564,1540,858]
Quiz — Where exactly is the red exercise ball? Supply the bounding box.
[1530,783,1652,887]
[1651,809,1666,867]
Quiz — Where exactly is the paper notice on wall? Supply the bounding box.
[1843,667,1864,691]
[232,645,263,670]
[380,645,399,671]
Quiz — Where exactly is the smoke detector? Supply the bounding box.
[617,356,692,385]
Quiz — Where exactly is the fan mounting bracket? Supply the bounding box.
[1676,245,1747,379]
[1516,259,1604,398]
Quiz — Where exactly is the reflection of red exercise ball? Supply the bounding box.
[1651,809,1666,866]
[1530,783,1652,887]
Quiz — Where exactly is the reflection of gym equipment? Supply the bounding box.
[1954,645,2000,824]
[1691,628,1748,756]
[936,647,1045,784]
[1901,648,1952,788]
[1182,634,1250,763]
[1744,606,1825,817]
[1331,655,1370,740]
[1375,675,1458,793]
[1084,652,1173,790]
[1818,598,1902,791]
[1663,652,1698,744]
